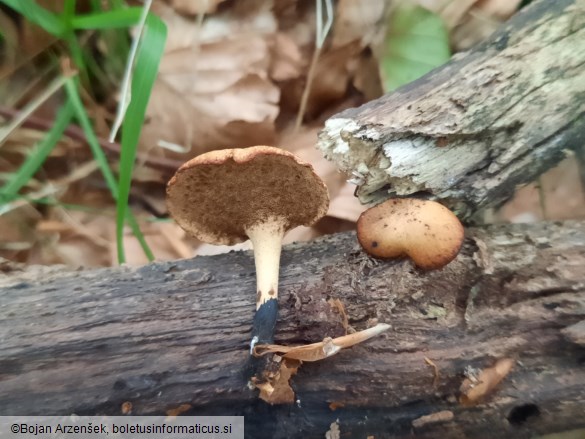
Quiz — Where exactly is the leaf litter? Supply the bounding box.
[0,0,582,268]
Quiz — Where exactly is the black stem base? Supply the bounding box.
[251,298,278,346]
[245,298,278,381]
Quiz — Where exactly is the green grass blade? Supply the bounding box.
[64,76,154,262]
[116,12,166,264]
[67,37,90,87]
[64,76,118,195]
[0,100,74,201]
[60,0,91,89]
[0,0,65,36]
[63,0,75,20]
[72,8,143,29]
[90,0,102,11]
[125,211,154,261]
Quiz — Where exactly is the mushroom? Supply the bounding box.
[356,198,464,270]
[166,146,329,353]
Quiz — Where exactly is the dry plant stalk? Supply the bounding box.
[294,0,333,131]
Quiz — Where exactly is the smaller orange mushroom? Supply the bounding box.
[357,198,464,270]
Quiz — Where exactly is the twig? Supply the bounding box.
[0,106,182,173]
[294,0,333,131]
[0,76,68,147]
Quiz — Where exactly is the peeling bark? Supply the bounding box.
[317,0,585,221]
[1,221,584,438]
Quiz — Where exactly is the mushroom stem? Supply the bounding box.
[247,219,285,309]
[246,219,285,348]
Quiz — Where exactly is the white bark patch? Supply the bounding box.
[380,139,488,195]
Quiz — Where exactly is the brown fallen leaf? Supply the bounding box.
[277,124,363,224]
[453,0,523,50]
[497,157,585,223]
[254,323,390,361]
[302,42,362,121]
[143,2,280,159]
[252,324,389,404]
[170,0,227,15]
[460,358,515,405]
[253,358,301,405]
[421,0,477,29]
[419,0,522,50]
[475,0,523,19]
[332,0,387,49]
[270,32,304,81]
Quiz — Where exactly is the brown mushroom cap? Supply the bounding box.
[357,199,464,270]
[166,146,329,245]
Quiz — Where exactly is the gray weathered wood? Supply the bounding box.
[1,220,584,439]
[317,0,585,221]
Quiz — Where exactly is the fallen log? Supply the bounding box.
[1,220,584,438]
[317,0,585,221]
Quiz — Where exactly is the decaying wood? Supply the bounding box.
[1,220,584,439]
[317,0,585,221]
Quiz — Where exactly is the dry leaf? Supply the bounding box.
[475,0,523,19]
[497,157,585,223]
[144,2,280,159]
[0,205,39,262]
[460,358,515,405]
[254,323,390,361]
[448,0,522,50]
[38,209,112,267]
[305,43,362,120]
[327,182,364,223]
[418,0,522,50]
[270,32,304,81]
[169,0,227,16]
[254,358,301,405]
[157,223,193,260]
[332,0,388,49]
[420,0,477,29]
[277,124,363,223]
[352,49,384,102]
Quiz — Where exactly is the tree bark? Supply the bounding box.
[317,0,585,221]
[1,220,584,439]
